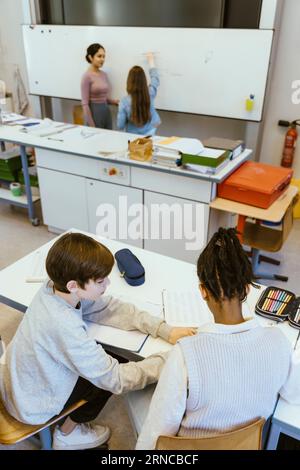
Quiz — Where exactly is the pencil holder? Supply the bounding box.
[255,286,296,322]
[115,248,145,286]
[287,298,300,329]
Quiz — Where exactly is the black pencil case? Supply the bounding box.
[114,249,145,286]
[255,286,296,324]
[287,297,300,329]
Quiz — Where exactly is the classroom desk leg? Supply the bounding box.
[251,248,288,281]
[20,145,40,226]
[265,422,281,450]
[38,428,53,450]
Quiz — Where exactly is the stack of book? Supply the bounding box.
[152,152,179,168]
[181,148,231,175]
[203,137,245,160]
[152,136,234,174]
[153,137,204,168]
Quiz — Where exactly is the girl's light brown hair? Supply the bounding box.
[46,233,114,293]
[127,66,151,126]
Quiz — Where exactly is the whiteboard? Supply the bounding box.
[22,25,273,121]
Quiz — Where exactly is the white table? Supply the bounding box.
[0,229,298,353]
[0,123,251,183]
[266,336,300,450]
[1,229,299,446]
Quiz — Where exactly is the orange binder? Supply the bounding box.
[217,161,293,209]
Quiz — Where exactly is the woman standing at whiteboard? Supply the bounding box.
[117,52,161,136]
[81,43,118,129]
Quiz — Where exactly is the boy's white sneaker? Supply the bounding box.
[52,423,110,450]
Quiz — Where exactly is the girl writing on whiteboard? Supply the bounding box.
[81,43,118,129]
[117,52,161,136]
[136,227,300,449]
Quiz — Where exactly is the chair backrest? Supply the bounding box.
[73,105,84,125]
[281,199,295,244]
[155,417,266,450]
[243,195,298,253]
[0,303,23,346]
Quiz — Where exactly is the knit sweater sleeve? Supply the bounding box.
[82,296,172,342]
[148,68,160,99]
[136,344,187,450]
[54,318,168,394]
[81,73,95,127]
[116,97,128,130]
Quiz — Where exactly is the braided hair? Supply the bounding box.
[197,227,256,302]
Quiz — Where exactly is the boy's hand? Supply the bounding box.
[168,327,198,345]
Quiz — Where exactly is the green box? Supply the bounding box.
[0,148,22,181]
[18,170,39,188]
[0,168,18,182]
[0,156,22,173]
[0,148,31,182]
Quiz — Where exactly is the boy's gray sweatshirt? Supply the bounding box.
[0,282,171,424]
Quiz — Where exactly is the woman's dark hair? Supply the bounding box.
[85,43,104,63]
[197,227,256,302]
[46,233,114,293]
[127,66,151,126]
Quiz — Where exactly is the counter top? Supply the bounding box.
[0,121,251,183]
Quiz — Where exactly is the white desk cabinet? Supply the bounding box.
[86,179,143,248]
[144,191,209,263]
[38,167,89,231]
[35,145,250,262]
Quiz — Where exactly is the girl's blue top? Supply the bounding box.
[117,68,161,136]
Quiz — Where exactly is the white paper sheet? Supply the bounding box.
[162,289,252,327]
[162,290,213,327]
[25,250,48,283]
[86,322,148,352]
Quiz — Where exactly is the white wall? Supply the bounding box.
[259,0,300,178]
[0,0,36,115]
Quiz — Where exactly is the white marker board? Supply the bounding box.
[22,25,273,121]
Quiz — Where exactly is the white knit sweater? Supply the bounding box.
[136,319,300,450]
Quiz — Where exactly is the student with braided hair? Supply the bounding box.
[136,227,300,450]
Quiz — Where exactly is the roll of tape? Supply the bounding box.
[9,182,22,197]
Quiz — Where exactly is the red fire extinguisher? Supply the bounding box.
[280,120,299,168]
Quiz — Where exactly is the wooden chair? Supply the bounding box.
[73,105,84,125]
[0,303,86,450]
[155,417,266,450]
[242,196,298,282]
[0,397,87,449]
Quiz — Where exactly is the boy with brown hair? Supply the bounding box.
[0,232,195,450]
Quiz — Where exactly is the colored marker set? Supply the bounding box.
[255,286,296,323]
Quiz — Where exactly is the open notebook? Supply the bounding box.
[162,290,252,327]
[86,322,148,353]
[86,294,163,353]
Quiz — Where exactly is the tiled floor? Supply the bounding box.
[1,201,300,450]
